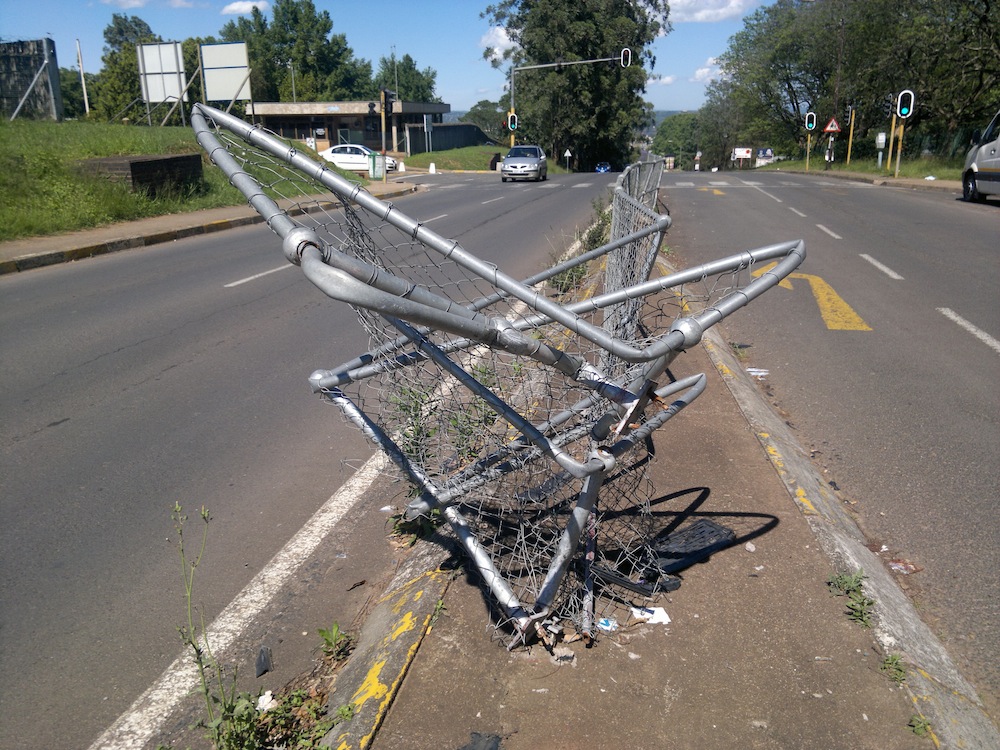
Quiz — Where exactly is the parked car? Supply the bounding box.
[318,144,398,173]
[501,145,547,182]
[595,162,611,173]
[962,108,1000,202]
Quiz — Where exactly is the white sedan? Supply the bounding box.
[317,144,398,172]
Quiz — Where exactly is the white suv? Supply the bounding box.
[962,108,1000,202]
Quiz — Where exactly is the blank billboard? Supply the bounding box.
[138,42,187,103]
[201,42,251,102]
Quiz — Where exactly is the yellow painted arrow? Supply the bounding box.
[753,262,871,331]
[697,187,726,196]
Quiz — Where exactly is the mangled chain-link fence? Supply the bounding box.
[191,104,805,647]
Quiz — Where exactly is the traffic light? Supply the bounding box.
[805,111,817,131]
[896,89,915,119]
[881,94,894,118]
[620,47,632,67]
[507,112,518,131]
[381,88,395,112]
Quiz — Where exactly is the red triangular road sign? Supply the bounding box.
[824,118,841,133]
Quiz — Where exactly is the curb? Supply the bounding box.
[700,328,1000,748]
[0,185,418,277]
[323,536,454,750]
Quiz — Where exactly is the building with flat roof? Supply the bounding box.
[248,100,450,156]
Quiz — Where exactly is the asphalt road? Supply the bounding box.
[660,170,1000,717]
[0,172,617,749]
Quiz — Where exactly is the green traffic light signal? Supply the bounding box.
[896,89,915,119]
[805,111,816,130]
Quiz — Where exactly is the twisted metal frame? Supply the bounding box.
[191,103,805,646]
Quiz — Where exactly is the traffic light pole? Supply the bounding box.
[508,49,631,148]
[886,112,897,172]
[806,133,812,171]
[894,120,905,179]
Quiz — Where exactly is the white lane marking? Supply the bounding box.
[937,308,1000,355]
[675,181,695,187]
[859,254,904,280]
[709,180,730,186]
[572,182,593,188]
[816,224,842,239]
[89,453,388,750]
[422,213,448,224]
[224,264,292,288]
[789,207,808,218]
[744,181,782,203]
[482,196,505,204]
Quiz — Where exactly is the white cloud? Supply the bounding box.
[648,74,677,86]
[670,0,760,23]
[101,0,148,9]
[691,57,722,83]
[479,26,515,62]
[169,0,194,7]
[222,0,268,15]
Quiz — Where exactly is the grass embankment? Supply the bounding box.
[760,155,963,181]
[0,118,370,242]
[0,119,250,242]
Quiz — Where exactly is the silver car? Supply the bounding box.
[501,145,548,182]
[962,108,1000,202]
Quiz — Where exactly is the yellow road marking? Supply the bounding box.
[753,262,871,331]
[697,187,726,196]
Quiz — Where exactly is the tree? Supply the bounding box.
[59,67,96,119]
[462,99,507,142]
[218,0,373,102]
[374,53,439,103]
[483,0,670,169]
[652,112,699,169]
[91,14,161,122]
[704,0,1000,164]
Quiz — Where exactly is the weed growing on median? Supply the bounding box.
[908,714,932,737]
[169,503,357,750]
[879,653,907,684]
[827,569,876,628]
[317,621,355,661]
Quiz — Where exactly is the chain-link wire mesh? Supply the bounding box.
[191,104,805,647]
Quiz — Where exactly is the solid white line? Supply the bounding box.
[937,308,1000,355]
[224,264,292,288]
[88,453,388,750]
[859,254,904,279]
[749,184,782,203]
[816,224,842,239]
[482,196,505,204]
[422,213,448,223]
[789,207,807,218]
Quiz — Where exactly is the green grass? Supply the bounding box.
[762,155,963,181]
[0,118,254,241]
[0,118,373,242]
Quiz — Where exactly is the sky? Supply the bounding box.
[1,0,767,112]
